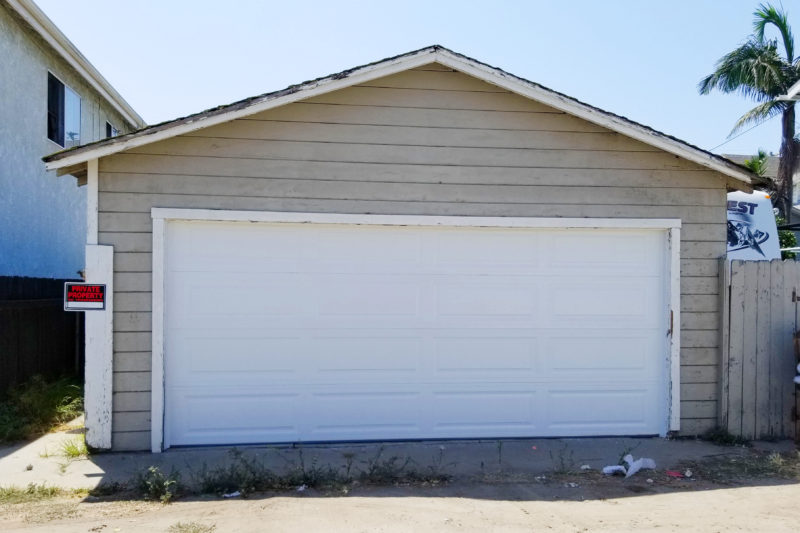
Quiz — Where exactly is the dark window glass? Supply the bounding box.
[47,73,64,145]
[47,73,81,147]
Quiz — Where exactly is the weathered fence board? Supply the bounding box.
[784,265,798,433]
[718,257,731,428]
[755,261,771,439]
[719,259,798,439]
[0,277,83,392]
[769,259,784,435]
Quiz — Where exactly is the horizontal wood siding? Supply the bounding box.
[98,66,727,449]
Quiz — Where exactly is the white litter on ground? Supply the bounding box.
[222,491,241,498]
[602,455,657,478]
[623,454,657,478]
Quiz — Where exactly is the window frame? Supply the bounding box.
[47,71,81,148]
[105,121,119,138]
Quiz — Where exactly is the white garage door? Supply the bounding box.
[162,219,669,447]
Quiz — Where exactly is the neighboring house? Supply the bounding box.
[723,154,800,204]
[44,46,756,452]
[781,79,800,101]
[0,0,144,278]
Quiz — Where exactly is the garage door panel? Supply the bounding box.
[308,227,424,265]
[432,230,542,266]
[431,390,539,432]
[544,230,663,274]
[544,335,661,377]
[309,391,422,437]
[546,387,660,434]
[436,283,537,317]
[434,337,538,375]
[169,335,302,377]
[168,392,302,445]
[168,222,303,268]
[312,337,422,373]
[169,273,314,320]
[548,281,662,328]
[163,220,669,446]
[318,281,420,316]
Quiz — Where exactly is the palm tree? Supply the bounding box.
[699,3,800,218]
[743,148,769,177]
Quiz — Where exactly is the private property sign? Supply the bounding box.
[64,283,106,311]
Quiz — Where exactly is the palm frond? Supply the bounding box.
[754,3,794,62]
[743,149,769,177]
[699,39,787,100]
[730,99,787,135]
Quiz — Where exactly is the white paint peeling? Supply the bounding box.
[669,227,682,431]
[150,217,166,453]
[83,244,113,450]
[151,208,682,229]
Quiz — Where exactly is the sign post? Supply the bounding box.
[64,283,106,311]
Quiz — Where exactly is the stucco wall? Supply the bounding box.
[0,3,134,278]
[96,65,728,450]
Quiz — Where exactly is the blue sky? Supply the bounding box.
[37,0,797,156]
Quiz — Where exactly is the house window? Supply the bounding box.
[105,122,119,138]
[47,72,81,148]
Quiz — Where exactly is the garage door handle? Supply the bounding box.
[667,310,673,337]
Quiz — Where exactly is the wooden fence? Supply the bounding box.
[719,259,798,439]
[0,277,83,392]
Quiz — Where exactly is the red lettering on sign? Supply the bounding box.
[66,285,105,302]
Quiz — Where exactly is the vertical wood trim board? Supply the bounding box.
[84,244,113,449]
[86,159,99,246]
[150,217,166,453]
[669,227,681,431]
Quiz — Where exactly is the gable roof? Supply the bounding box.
[43,45,755,190]
[7,0,144,128]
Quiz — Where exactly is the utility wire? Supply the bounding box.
[709,113,780,152]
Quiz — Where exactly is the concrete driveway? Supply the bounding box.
[0,419,794,490]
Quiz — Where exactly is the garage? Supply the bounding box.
[43,46,755,451]
[157,212,675,447]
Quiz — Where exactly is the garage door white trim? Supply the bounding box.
[151,208,682,230]
[149,209,681,452]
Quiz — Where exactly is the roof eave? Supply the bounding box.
[44,46,441,169]
[43,45,755,191]
[7,0,145,128]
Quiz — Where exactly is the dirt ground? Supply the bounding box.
[2,466,799,532]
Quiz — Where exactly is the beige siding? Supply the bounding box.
[98,66,727,449]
